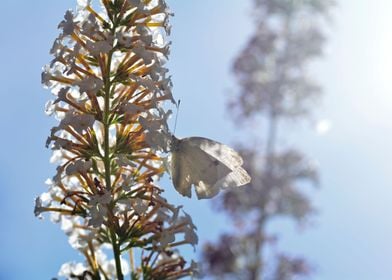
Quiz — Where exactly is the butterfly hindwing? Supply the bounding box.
[170,136,251,199]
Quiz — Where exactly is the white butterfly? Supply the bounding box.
[168,136,251,199]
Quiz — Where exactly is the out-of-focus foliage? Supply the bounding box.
[221,148,318,221]
[230,0,333,120]
[203,0,334,279]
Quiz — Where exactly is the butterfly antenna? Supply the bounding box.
[173,99,181,135]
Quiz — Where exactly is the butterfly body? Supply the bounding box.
[169,136,251,199]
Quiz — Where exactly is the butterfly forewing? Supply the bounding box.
[181,137,244,169]
[183,137,251,189]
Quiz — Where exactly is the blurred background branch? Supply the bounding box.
[202,1,334,279]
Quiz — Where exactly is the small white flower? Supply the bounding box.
[90,190,112,206]
[139,109,171,133]
[159,230,175,248]
[120,103,144,115]
[77,0,91,8]
[88,205,107,227]
[119,173,135,191]
[50,39,64,56]
[81,14,99,37]
[149,64,168,81]
[101,257,130,277]
[132,43,154,65]
[68,228,94,249]
[156,250,181,266]
[41,65,53,87]
[131,197,149,215]
[34,197,44,218]
[58,10,77,36]
[184,226,198,248]
[131,74,157,92]
[60,217,74,234]
[65,159,93,175]
[76,76,104,94]
[51,138,71,150]
[58,112,95,134]
[54,87,70,104]
[87,38,113,56]
[44,100,56,116]
[58,262,87,277]
[145,129,171,152]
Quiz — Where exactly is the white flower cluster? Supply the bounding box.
[36,0,198,278]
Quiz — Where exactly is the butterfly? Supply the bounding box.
[168,136,251,199]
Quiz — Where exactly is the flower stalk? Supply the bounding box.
[36,0,199,278]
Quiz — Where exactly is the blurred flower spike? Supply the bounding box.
[36,0,199,279]
[202,0,333,279]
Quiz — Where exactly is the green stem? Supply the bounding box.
[110,229,124,280]
[103,45,124,279]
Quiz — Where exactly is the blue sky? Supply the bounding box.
[1,0,392,279]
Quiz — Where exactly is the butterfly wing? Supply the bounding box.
[184,137,244,167]
[184,137,251,189]
[170,138,232,199]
